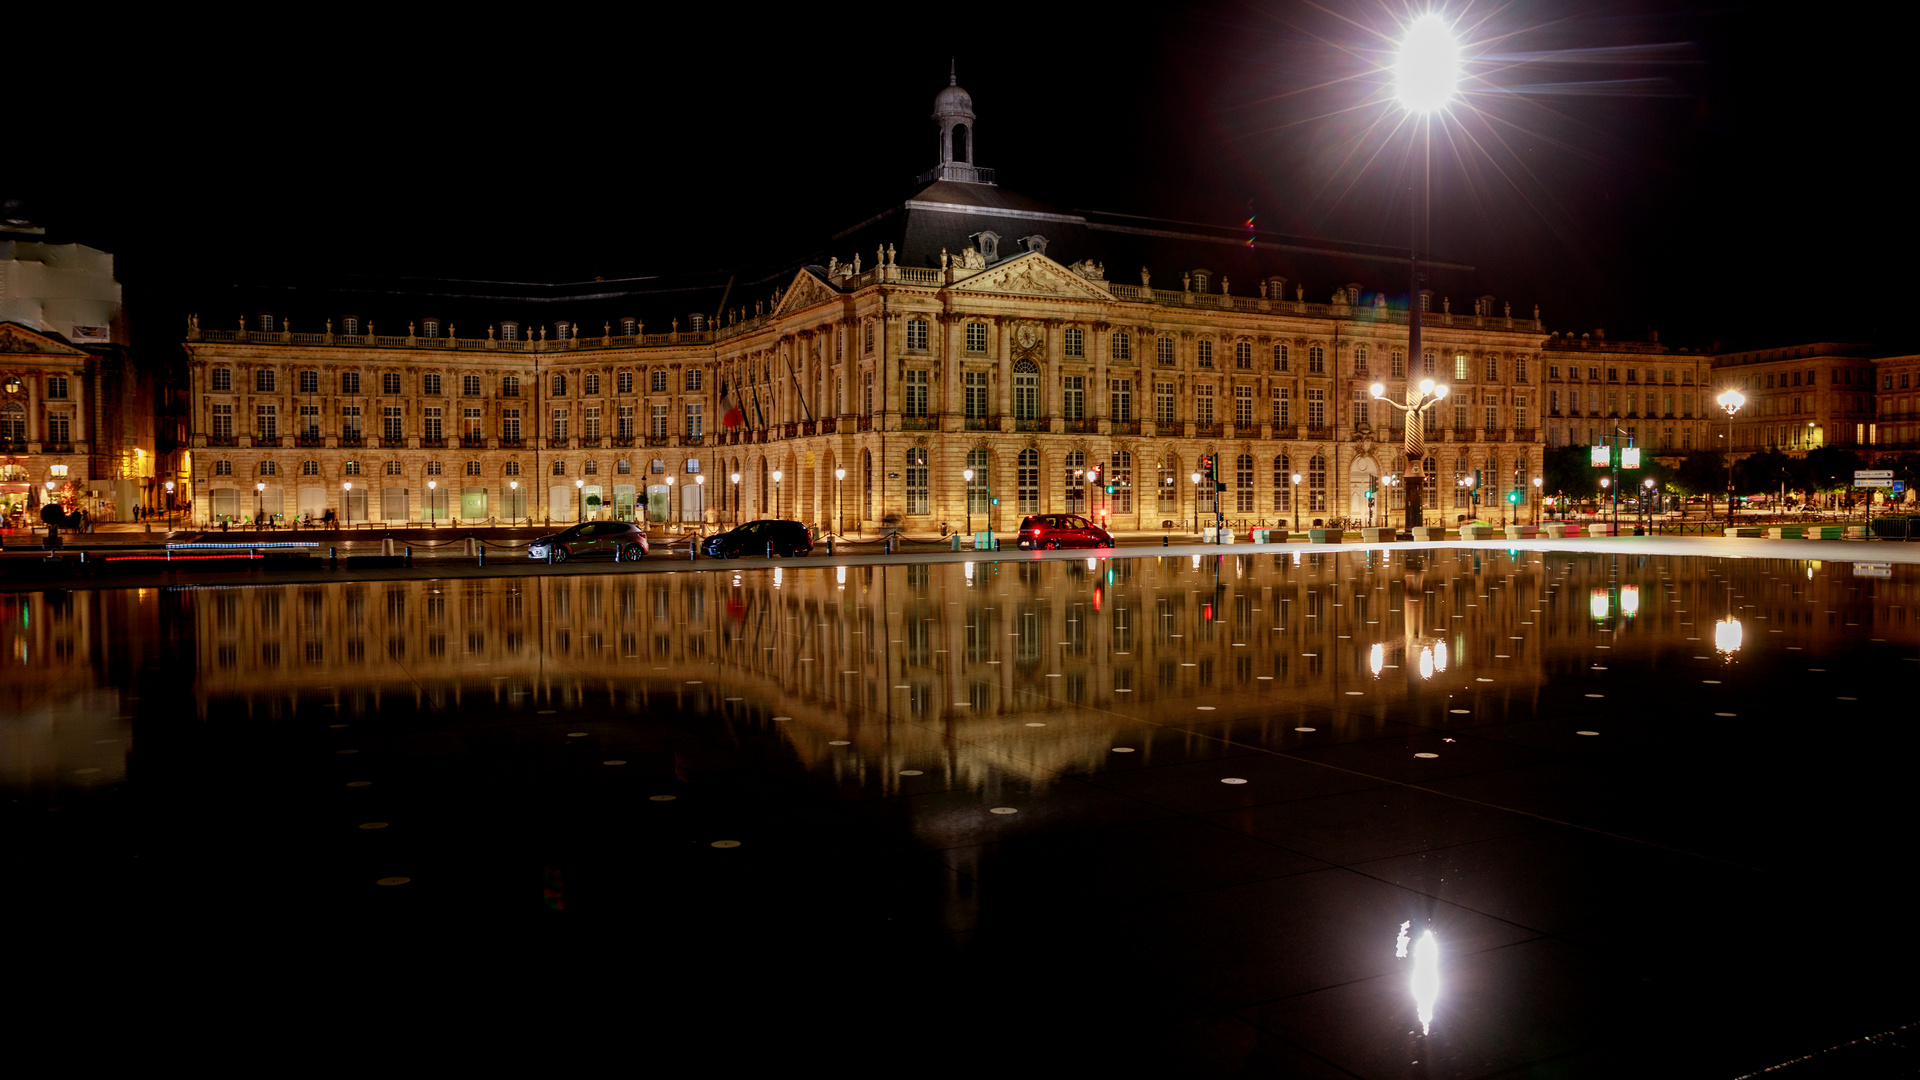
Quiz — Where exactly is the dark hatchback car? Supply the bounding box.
[1016,513,1115,550]
[527,521,650,563]
[703,519,814,558]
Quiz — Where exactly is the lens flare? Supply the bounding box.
[1434,640,1448,672]
[1418,646,1434,680]
[1395,14,1462,113]
[1411,929,1440,1035]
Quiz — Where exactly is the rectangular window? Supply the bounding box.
[1309,455,1326,511]
[552,375,567,397]
[1110,379,1132,422]
[211,403,233,438]
[1233,385,1253,426]
[865,322,876,354]
[1307,388,1325,428]
[501,409,520,442]
[1275,343,1290,371]
[685,403,703,436]
[255,369,276,393]
[1197,340,1214,368]
[1453,401,1469,430]
[383,372,401,395]
[458,375,477,396]
[905,370,928,417]
[964,371,989,419]
[905,319,928,351]
[298,370,319,394]
[211,367,233,392]
[1064,327,1084,357]
[965,322,987,353]
[342,372,361,395]
[300,404,320,435]
[423,407,442,443]
[383,406,403,442]
[584,374,600,396]
[584,406,601,441]
[1112,332,1131,362]
[551,408,568,443]
[905,448,929,514]
[1195,385,1215,426]
[618,371,634,394]
[47,411,70,444]
[1454,354,1470,382]
[1550,389,1560,414]
[651,370,668,393]
[1158,337,1175,366]
[1485,404,1499,430]
[686,368,703,392]
[1515,357,1529,382]
[1391,351,1405,377]
[1018,454,1039,512]
[651,404,668,437]
[256,403,278,440]
[1063,376,1085,420]
[1308,346,1325,374]
[1156,383,1176,425]
[617,405,634,438]
[864,372,874,415]
[1235,341,1253,370]
[1273,387,1290,426]
[463,407,482,440]
[417,373,438,396]
[1484,355,1499,381]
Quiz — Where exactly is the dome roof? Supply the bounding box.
[933,65,975,120]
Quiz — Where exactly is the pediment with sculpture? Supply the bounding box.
[774,269,842,317]
[950,253,1115,301]
[0,321,90,357]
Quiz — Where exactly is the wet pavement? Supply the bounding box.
[6,549,1919,1075]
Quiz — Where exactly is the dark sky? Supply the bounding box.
[12,1,1913,356]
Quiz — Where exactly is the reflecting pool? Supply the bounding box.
[5,549,1918,1075]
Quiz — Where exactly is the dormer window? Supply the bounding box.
[555,321,571,340]
[257,313,276,333]
[342,316,360,336]
[422,319,440,339]
[689,314,706,332]
[1190,270,1211,294]
[971,231,1000,263]
[501,322,520,342]
[1019,235,1048,256]
[621,317,637,336]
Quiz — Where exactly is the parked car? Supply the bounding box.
[527,521,650,563]
[703,519,814,558]
[1016,513,1114,550]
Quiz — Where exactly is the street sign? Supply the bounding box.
[1853,562,1893,579]
[1855,469,1894,489]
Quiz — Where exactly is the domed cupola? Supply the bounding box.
[929,62,990,184]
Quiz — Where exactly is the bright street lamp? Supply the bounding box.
[1532,475,1543,524]
[962,467,975,536]
[835,466,846,536]
[510,479,519,526]
[731,471,741,526]
[696,474,706,530]
[342,481,352,531]
[255,480,265,527]
[1718,389,1746,525]
[428,479,439,526]
[1190,471,1203,535]
[771,469,783,518]
[575,477,584,523]
[666,474,675,527]
[164,480,175,531]
[1393,13,1461,114]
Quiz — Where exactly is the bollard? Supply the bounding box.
[465,536,477,557]
[951,534,961,552]
[382,537,395,557]
[825,536,834,556]
[328,546,337,570]
[405,545,413,568]
[689,543,697,562]
[1163,535,1169,547]
[478,543,485,567]
[766,540,774,559]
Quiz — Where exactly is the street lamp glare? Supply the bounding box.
[1418,377,1435,396]
[1394,13,1461,114]
[963,468,974,482]
[1718,389,1746,412]
[1432,383,1449,400]
[1191,472,1202,483]
[835,468,845,481]
[1369,382,1386,399]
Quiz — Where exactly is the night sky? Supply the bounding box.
[13,1,1912,357]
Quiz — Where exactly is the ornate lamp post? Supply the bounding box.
[1643,476,1656,530]
[731,471,741,526]
[1371,379,1450,531]
[342,481,352,531]
[1190,470,1203,535]
[1291,471,1302,528]
[575,477,584,522]
[1717,389,1745,526]
[428,479,438,525]
[510,480,521,526]
[696,474,706,531]
[1532,476,1543,524]
[164,480,175,531]
[962,467,975,536]
[835,467,846,536]
[771,469,782,519]
[665,474,675,527]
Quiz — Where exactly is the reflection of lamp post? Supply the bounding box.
[731,471,741,526]
[165,480,175,531]
[835,467,845,536]
[255,481,265,526]
[962,467,975,536]
[1190,471,1203,534]
[1371,380,1450,530]
[342,481,352,531]
[510,480,519,526]
[575,478,584,522]
[771,469,783,519]
[1718,389,1745,525]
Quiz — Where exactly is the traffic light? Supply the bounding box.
[1507,490,1520,505]
[1199,454,1214,475]
[1105,484,1115,494]
[1365,489,1375,503]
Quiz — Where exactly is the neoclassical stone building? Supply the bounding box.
[181,75,1552,531]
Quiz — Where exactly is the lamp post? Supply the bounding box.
[665,474,675,528]
[164,480,175,532]
[1390,13,1458,532]
[962,467,975,536]
[342,481,352,531]
[771,469,782,519]
[1291,471,1302,529]
[696,474,706,531]
[575,478,584,522]
[1717,389,1745,526]
[835,467,846,536]
[1532,476,1543,524]
[428,479,438,525]
[731,471,741,526]
[510,480,519,526]
[254,480,265,527]
[1190,471,1203,535]
[1371,380,1450,531]
[1088,464,1103,524]
[1600,475,1612,533]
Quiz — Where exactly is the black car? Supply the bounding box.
[528,521,650,563]
[703,519,813,558]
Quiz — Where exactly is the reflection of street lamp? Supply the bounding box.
[731,471,741,526]
[1190,471,1203,534]
[834,467,845,535]
[1371,380,1450,529]
[1718,389,1745,525]
[962,467,975,536]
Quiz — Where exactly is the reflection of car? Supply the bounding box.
[528,521,650,563]
[702,519,813,558]
[1016,513,1114,550]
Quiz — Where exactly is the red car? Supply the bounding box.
[1017,513,1114,550]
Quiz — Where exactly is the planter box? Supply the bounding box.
[1308,528,1344,544]
[1764,526,1804,539]
[1541,523,1568,539]
[1458,525,1495,540]
[1804,525,1842,539]
[1723,527,1763,537]
[1504,525,1537,541]
[1588,523,1616,536]
[1844,525,1869,539]
[1356,527,1395,543]
[1202,526,1235,544]
[1251,529,1290,544]
[1410,526,1447,542]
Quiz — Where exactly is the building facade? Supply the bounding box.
[1708,342,1878,454]
[180,76,1553,531]
[1541,333,1716,459]
[0,323,93,524]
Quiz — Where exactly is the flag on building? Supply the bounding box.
[720,384,745,429]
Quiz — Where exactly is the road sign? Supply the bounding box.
[1853,472,1894,488]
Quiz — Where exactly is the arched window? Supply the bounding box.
[1017,449,1039,513]
[1063,450,1086,513]
[505,461,522,476]
[951,123,968,163]
[966,448,990,513]
[616,459,631,474]
[1109,450,1132,514]
[1308,455,1327,512]
[1,401,27,442]
[1013,360,1039,420]
[552,460,566,476]
[1158,451,1178,513]
[1235,453,1254,513]
[1274,455,1292,512]
[905,448,929,514]
[861,450,873,521]
[215,460,233,476]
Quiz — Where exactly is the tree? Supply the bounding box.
[1674,450,1726,512]
[1803,446,1867,492]
[1734,450,1799,498]
[1543,445,1598,500]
